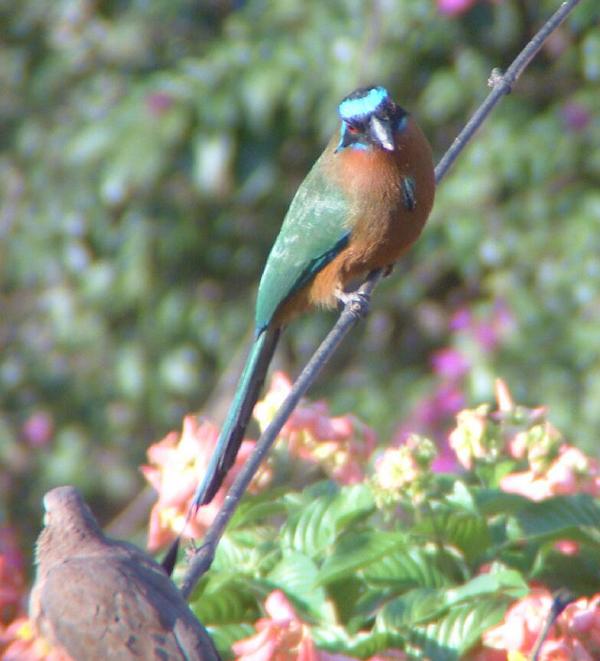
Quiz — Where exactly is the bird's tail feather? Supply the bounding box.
[192,327,281,507]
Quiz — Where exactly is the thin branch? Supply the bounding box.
[435,0,581,182]
[179,0,582,598]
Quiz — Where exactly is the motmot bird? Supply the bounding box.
[195,85,435,508]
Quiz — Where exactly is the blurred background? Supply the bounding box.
[0,0,599,561]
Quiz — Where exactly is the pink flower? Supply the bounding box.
[232,590,318,661]
[321,653,406,661]
[141,415,266,550]
[479,590,600,659]
[145,91,174,117]
[554,540,579,556]
[394,382,464,472]
[547,446,600,497]
[448,300,514,353]
[21,412,54,448]
[500,470,553,501]
[0,617,73,660]
[375,447,421,491]
[437,0,478,17]
[450,307,472,331]
[233,591,406,661]
[501,443,600,502]
[448,405,494,469]
[254,372,377,485]
[373,436,436,503]
[431,348,470,380]
[483,588,553,653]
[561,101,591,132]
[0,527,25,627]
[494,378,514,413]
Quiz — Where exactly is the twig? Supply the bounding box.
[435,0,581,182]
[179,0,582,599]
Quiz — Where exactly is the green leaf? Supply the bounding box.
[511,494,600,544]
[377,588,513,659]
[362,547,449,589]
[281,482,375,557]
[445,480,477,511]
[318,531,408,586]
[190,577,261,625]
[531,545,600,595]
[375,588,448,630]
[375,570,526,656]
[410,596,511,658]
[266,550,332,621]
[313,624,400,658]
[474,487,530,516]
[443,567,528,604]
[416,510,491,565]
[212,528,279,574]
[328,576,371,626]
[229,488,288,529]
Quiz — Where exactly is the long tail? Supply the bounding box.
[192,326,281,508]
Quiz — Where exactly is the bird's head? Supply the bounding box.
[36,486,104,569]
[335,85,408,154]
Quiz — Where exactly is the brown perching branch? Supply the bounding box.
[179,0,582,600]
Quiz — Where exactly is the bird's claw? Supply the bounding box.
[336,289,371,319]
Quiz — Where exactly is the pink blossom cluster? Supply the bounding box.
[372,435,436,503]
[501,444,600,502]
[448,379,600,502]
[470,588,600,660]
[448,403,497,470]
[141,415,261,550]
[253,372,377,486]
[233,590,406,661]
[142,372,378,549]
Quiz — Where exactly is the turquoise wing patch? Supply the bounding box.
[255,152,350,333]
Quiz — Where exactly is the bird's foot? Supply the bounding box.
[336,289,371,319]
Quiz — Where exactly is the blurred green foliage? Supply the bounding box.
[1,0,599,545]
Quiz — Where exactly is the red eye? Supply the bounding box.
[347,125,360,134]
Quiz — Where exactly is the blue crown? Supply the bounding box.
[338,86,390,122]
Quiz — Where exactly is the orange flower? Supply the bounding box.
[141,415,264,550]
[232,590,318,661]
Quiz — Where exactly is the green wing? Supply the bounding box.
[255,151,350,333]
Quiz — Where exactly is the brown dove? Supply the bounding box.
[29,486,221,661]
